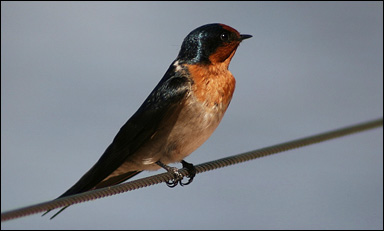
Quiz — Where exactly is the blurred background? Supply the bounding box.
[1,2,382,229]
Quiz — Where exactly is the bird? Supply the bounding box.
[43,23,252,219]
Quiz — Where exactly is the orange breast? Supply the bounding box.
[187,62,236,109]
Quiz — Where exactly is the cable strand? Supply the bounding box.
[1,118,382,222]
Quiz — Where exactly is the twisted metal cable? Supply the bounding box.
[1,118,382,222]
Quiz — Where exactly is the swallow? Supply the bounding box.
[43,23,252,219]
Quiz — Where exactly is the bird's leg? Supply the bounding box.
[155,160,196,187]
[156,161,183,187]
[179,160,196,186]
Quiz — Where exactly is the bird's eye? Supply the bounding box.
[220,33,229,41]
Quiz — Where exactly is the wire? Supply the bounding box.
[1,118,382,222]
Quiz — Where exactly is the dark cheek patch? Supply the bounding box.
[209,43,239,64]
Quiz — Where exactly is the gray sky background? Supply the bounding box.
[1,2,383,230]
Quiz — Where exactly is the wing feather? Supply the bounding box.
[58,64,191,198]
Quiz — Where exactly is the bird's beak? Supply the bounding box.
[240,34,252,41]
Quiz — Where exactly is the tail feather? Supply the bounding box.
[42,206,69,219]
[42,171,142,219]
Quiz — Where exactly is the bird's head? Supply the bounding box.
[177,23,252,65]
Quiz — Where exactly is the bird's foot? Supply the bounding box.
[179,160,196,186]
[156,160,196,187]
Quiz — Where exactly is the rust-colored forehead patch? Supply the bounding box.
[219,24,240,37]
